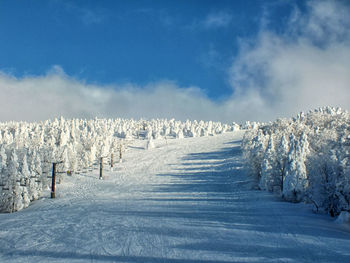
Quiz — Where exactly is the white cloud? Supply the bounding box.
[199,44,223,69]
[0,67,225,122]
[228,0,350,121]
[52,1,106,26]
[80,8,104,25]
[203,12,232,29]
[1,0,349,124]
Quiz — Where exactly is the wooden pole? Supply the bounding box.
[51,163,56,198]
[111,153,114,168]
[99,157,103,179]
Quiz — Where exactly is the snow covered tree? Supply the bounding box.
[276,135,289,193]
[259,135,278,192]
[246,129,268,184]
[20,154,30,187]
[176,128,184,139]
[242,106,350,217]
[67,144,78,174]
[282,133,310,202]
[146,127,153,139]
[6,149,23,212]
[32,151,43,191]
[18,154,31,209]
[146,137,155,150]
[0,116,239,212]
[0,146,7,174]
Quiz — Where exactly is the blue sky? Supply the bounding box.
[0,0,350,122]
[0,0,270,99]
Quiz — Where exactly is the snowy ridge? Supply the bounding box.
[242,106,350,217]
[0,117,239,213]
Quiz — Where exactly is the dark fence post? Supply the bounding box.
[51,163,57,198]
[99,157,103,179]
[111,153,114,168]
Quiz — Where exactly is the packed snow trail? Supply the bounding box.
[1,132,350,263]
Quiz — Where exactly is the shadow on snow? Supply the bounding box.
[2,139,350,262]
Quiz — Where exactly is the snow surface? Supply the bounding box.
[0,131,350,263]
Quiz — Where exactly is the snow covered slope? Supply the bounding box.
[1,131,350,263]
[0,117,239,212]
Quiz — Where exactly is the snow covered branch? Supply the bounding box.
[242,106,350,216]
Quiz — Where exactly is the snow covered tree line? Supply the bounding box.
[0,117,240,212]
[242,107,350,217]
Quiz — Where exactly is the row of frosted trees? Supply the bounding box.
[242,107,350,217]
[0,117,240,212]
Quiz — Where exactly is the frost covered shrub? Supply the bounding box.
[242,107,350,216]
[0,117,239,212]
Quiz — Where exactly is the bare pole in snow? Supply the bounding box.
[99,157,103,179]
[51,163,57,198]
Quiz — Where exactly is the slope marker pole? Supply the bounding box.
[51,163,57,198]
[99,157,103,179]
[111,153,114,168]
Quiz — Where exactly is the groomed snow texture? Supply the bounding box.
[1,132,350,263]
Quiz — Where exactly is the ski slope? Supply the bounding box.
[0,131,350,263]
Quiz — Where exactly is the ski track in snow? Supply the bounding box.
[0,131,350,263]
